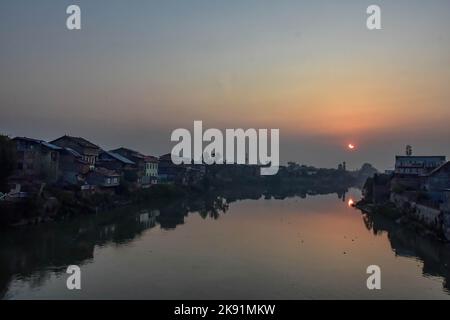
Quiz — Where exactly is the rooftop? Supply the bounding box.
[426,161,450,176]
[51,135,99,149]
[13,137,62,151]
[102,151,135,165]
[396,155,446,160]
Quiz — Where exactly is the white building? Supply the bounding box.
[394,156,446,176]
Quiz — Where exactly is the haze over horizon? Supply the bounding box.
[1,0,450,170]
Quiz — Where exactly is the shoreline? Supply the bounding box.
[355,200,448,243]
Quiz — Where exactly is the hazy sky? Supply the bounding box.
[1,0,449,170]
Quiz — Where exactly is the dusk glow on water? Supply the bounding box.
[1,0,450,307]
[1,190,449,300]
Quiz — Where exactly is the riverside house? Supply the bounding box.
[158,153,205,185]
[110,147,159,187]
[385,156,450,240]
[393,155,446,190]
[58,147,91,186]
[143,156,159,186]
[98,150,138,185]
[422,162,450,205]
[85,167,120,191]
[12,137,61,184]
[395,156,446,176]
[51,135,101,168]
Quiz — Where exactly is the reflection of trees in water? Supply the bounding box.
[0,185,353,298]
[0,193,233,298]
[361,210,450,293]
[197,197,229,220]
[11,183,442,299]
[362,213,388,236]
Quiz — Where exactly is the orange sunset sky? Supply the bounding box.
[1,0,449,169]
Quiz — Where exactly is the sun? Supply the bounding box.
[347,143,356,150]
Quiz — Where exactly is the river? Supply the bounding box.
[1,188,450,299]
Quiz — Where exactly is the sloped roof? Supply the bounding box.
[111,147,145,159]
[427,161,450,176]
[63,147,82,158]
[396,155,446,160]
[102,151,135,165]
[144,156,159,162]
[51,135,99,149]
[13,137,62,150]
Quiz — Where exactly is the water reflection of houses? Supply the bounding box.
[0,195,229,298]
[362,211,450,292]
[0,205,162,298]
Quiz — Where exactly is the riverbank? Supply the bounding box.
[0,184,192,227]
[1,170,358,228]
[355,199,448,242]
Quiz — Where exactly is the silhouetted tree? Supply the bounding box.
[0,135,16,190]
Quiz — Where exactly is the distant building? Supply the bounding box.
[111,147,159,186]
[422,162,450,204]
[394,156,446,176]
[158,153,184,183]
[85,167,120,188]
[98,150,135,171]
[50,135,101,167]
[424,162,450,191]
[362,173,391,204]
[144,156,159,185]
[58,147,90,186]
[98,150,139,185]
[12,137,61,184]
[158,153,205,185]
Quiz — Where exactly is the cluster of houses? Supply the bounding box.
[6,135,206,199]
[392,155,450,205]
[364,149,450,240]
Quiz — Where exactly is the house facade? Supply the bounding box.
[12,137,61,184]
[98,150,140,184]
[422,162,450,204]
[85,167,120,188]
[51,135,101,167]
[58,148,91,186]
[144,156,158,185]
[110,147,158,187]
[158,153,205,185]
[395,156,446,176]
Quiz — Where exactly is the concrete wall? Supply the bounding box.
[390,192,442,230]
[414,204,441,228]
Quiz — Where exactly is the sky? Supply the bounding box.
[1,0,450,170]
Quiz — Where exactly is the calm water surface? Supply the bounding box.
[1,189,450,299]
